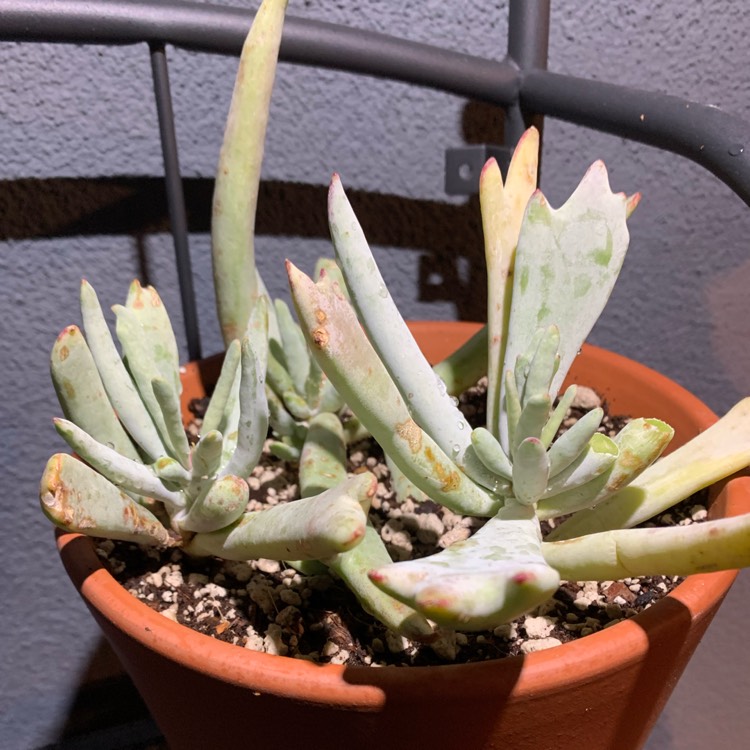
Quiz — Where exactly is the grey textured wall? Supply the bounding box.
[2,1,749,747]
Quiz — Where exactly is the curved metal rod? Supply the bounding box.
[0,0,521,105]
[2,0,750,206]
[521,70,750,207]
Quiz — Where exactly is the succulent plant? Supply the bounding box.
[288,127,750,631]
[40,279,379,565]
[39,0,750,644]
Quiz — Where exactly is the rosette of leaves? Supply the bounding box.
[289,128,750,631]
[40,280,375,565]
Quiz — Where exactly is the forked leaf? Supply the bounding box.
[369,503,559,631]
[125,280,181,396]
[500,161,635,446]
[481,128,540,438]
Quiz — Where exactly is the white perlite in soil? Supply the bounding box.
[95,382,707,667]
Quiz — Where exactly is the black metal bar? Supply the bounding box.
[0,1,521,106]
[505,0,550,145]
[520,69,750,208]
[3,3,750,228]
[149,41,201,360]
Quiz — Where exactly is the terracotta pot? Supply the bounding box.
[56,321,748,750]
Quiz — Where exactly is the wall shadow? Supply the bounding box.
[43,636,164,749]
[0,176,487,321]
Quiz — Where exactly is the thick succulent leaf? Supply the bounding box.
[191,429,224,481]
[288,260,500,517]
[547,406,604,477]
[513,327,544,404]
[512,437,550,506]
[114,305,180,458]
[220,338,268,479]
[542,433,618,499]
[481,128,540,438]
[535,471,613,522]
[432,324,488,397]
[185,473,375,561]
[266,345,293,397]
[50,325,140,461]
[266,385,302,439]
[177,475,250,533]
[542,513,750,580]
[513,394,551,452]
[40,453,174,546]
[313,370,345,414]
[540,385,577,448]
[125,280,181,396]
[500,161,634,444]
[327,525,436,641]
[314,257,350,298]
[246,292,270,377]
[152,377,191,469]
[212,0,288,345]
[577,417,674,506]
[549,398,750,540]
[268,439,301,462]
[153,456,191,485]
[218,350,243,465]
[281,389,313,421]
[504,370,522,459]
[54,419,184,511]
[274,298,310,396]
[299,412,347,498]
[80,280,165,461]
[521,325,560,407]
[202,340,242,435]
[256,270,281,344]
[369,503,560,631]
[327,175,476,474]
[471,427,513,481]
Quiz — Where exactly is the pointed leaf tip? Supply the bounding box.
[626,192,642,217]
[480,157,499,178]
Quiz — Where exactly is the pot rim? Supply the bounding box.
[56,324,745,709]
